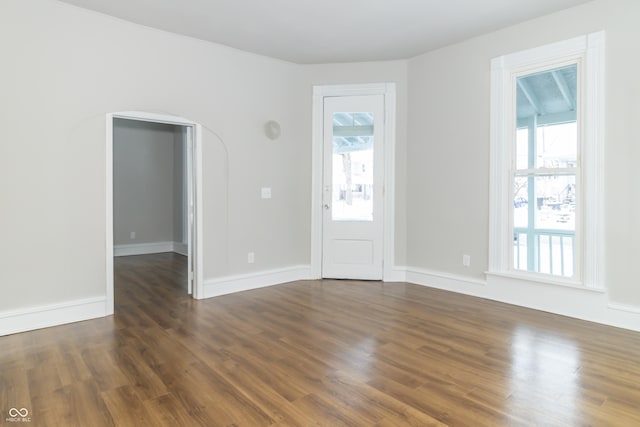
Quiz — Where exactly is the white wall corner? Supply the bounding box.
[173,242,188,256]
[406,267,487,297]
[0,297,107,336]
[384,266,407,282]
[203,265,313,299]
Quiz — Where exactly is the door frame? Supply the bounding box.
[105,111,204,315]
[311,83,396,280]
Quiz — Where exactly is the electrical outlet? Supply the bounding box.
[130,231,136,240]
[248,252,255,264]
[261,187,272,199]
[462,254,471,267]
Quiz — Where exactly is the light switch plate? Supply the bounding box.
[261,187,272,199]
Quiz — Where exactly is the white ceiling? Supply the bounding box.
[58,0,593,64]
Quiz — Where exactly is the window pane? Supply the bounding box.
[533,175,576,231]
[516,128,529,170]
[513,176,528,228]
[516,64,578,170]
[536,122,578,169]
[535,234,575,277]
[332,112,374,221]
[513,232,528,270]
[513,173,576,277]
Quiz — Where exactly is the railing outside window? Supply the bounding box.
[514,228,575,277]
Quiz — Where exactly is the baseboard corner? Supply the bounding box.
[203,265,312,299]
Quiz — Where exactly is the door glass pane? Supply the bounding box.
[332,112,374,221]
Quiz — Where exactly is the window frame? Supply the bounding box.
[489,32,605,290]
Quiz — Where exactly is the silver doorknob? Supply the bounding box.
[324,204,330,210]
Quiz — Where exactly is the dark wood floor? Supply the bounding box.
[2,253,640,426]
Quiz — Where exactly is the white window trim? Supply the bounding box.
[489,31,605,290]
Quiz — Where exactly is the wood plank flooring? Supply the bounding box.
[2,252,640,426]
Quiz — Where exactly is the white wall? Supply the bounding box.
[2,0,639,333]
[113,119,178,247]
[0,0,308,315]
[406,0,640,319]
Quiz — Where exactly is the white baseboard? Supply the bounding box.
[406,267,486,293]
[114,241,186,257]
[608,302,640,315]
[6,264,635,336]
[0,296,107,336]
[404,266,640,332]
[203,265,312,299]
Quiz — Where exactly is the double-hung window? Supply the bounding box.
[489,32,604,289]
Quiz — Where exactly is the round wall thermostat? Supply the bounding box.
[264,120,281,140]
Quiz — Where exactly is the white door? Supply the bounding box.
[322,95,385,280]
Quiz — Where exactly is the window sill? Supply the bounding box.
[485,271,606,293]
